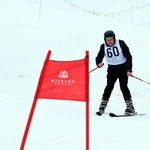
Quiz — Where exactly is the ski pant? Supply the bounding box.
[102,70,131,100]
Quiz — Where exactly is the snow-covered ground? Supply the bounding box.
[1,0,150,150]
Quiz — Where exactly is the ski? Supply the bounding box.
[109,112,146,117]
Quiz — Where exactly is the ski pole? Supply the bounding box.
[131,75,150,85]
[89,67,98,73]
[89,63,104,73]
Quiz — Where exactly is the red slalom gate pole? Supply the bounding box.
[131,75,150,85]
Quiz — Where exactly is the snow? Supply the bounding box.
[1,0,150,150]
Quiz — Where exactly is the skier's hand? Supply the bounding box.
[127,71,132,76]
[98,63,104,68]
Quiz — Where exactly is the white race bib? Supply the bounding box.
[104,39,126,65]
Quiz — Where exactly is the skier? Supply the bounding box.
[96,30,136,116]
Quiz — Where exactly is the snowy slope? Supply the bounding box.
[0,0,150,150]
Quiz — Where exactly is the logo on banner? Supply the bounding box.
[59,70,68,78]
[50,70,75,86]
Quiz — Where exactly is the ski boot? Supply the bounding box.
[96,96,109,116]
[124,98,137,115]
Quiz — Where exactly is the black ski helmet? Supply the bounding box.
[104,30,116,42]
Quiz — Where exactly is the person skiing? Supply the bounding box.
[95,30,136,116]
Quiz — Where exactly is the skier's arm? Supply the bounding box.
[95,44,105,67]
[120,40,132,72]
